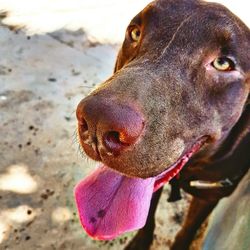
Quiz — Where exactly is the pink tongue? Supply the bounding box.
[74,141,204,240]
[74,165,156,240]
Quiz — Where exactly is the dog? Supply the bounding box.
[74,0,250,249]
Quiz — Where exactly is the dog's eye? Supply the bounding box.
[130,27,141,42]
[212,57,235,71]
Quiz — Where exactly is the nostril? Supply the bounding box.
[78,118,89,142]
[77,99,145,158]
[79,118,88,132]
[103,131,130,155]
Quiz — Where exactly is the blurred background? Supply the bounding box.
[0,1,249,249]
[0,1,249,43]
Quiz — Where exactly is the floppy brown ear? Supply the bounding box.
[114,55,119,73]
[113,49,122,73]
[113,46,131,73]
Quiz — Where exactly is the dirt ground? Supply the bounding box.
[0,1,249,250]
[0,22,190,250]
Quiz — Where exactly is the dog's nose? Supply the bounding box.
[76,97,144,156]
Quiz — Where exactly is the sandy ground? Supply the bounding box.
[0,1,249,250]
[0,26,190,249]
[0,14,188,250]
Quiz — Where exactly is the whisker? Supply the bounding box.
[79,85,94,89]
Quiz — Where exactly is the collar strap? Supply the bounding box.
[189,178,233,189]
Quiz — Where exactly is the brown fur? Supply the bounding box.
[76,0,250,249]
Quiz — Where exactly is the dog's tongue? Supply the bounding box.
[74,165,155,240]
[74,140,204,240]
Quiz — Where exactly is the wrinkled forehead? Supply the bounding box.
[129,0,249,69]
[133,0,246,46]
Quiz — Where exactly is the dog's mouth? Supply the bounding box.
[74,137,207,240]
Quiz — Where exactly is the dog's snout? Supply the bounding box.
[76,97,144,156]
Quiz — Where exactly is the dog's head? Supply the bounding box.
[76,0,250,179]
[74,0,250,241]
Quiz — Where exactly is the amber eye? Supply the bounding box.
[212,57,235,71]
[130,27,141,42]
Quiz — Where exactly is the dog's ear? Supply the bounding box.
[243,27,250,86]
[114,56,119,73]
[113,49,123,73]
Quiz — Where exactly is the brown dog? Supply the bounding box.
[75,0,250,249]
